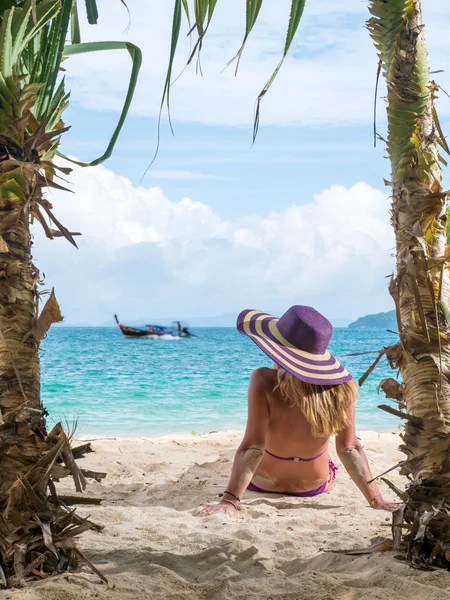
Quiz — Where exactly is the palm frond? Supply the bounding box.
[163,0,183,134]
[253,0,306,141]
[142,0,184,179]
[187,0,217,71]
[160,0,306,148]
[32,0,73,121]
[59,41,142,166]
[181,0,190,26]
[70,1,80,44]
[83,0,97,24]
[226,0,263,75]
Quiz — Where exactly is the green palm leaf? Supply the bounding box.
[70,1,80,44]
[181,0,191,25]
[182,0,218,71]
[163,0,183,133]
[59,40,142,166]
[84,0,98,24]
[161,0,306,146]
[226,0,263,75]
[253,0,306,141]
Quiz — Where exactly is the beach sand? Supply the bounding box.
[3,430,450,600]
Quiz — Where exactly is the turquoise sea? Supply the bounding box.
[41,327,400,438]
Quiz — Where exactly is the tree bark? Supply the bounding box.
[369,0,450,567]
[0,136,99,586]
[0,160,45,498]
[0,1,98,583]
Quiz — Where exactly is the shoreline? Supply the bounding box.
[74,427,401,442]
[7,430,450,600]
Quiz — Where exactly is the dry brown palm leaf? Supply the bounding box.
[38,161,72,176]
[381,477,408,502]
[392,505,407,550]
[48,229,81,239]
[40,205,78,247]
[58,495,103,505]
[377,378,405,408]
[378,403,422,424]
[26,127,71,153]
[328,537,394,555]
[0,236,9,253]
[73,548,108,585]
[32,289,63,341]
[358,349,386,387]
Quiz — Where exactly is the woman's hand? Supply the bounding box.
[202,500,237,514]
[370,497,404,512]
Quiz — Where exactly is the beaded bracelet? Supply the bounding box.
[224,490,241,502]
[221,498,237,509]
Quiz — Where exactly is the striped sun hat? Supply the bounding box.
[237,305,352,386]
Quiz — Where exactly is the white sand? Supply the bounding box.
[3,430,450,600]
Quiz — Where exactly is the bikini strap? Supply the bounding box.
[265,448,326,462]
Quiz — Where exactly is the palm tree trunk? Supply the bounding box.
[0,160,45,499]
[0,27,99,583]
[369,0,450,566]
[0,141,99,585]
[0,0,139,584]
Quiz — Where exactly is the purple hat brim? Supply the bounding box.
[237,309,353,386]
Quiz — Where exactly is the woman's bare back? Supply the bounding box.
[203,365,401,513]
[251,367,333,493]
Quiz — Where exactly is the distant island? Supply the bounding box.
[348,310,396,329]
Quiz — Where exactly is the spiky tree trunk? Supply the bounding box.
[0,131,94,587]
[0,1,99,586]
[369,0,450,567]
[0,0,140,584]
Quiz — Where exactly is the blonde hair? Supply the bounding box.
[275,368,358,437]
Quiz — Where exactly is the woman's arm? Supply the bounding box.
[203,368,270,513]
[335,405,401,512]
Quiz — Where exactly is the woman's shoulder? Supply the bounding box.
[250,367,277,389]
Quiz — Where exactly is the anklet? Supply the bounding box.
[221,498,237,509]
[224,490,241,502]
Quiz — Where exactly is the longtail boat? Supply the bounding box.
[114,315,194,338]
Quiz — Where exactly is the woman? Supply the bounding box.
[204,306,399,514]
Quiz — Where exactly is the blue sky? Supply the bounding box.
[64,108,390,219]
[32,0,450,326]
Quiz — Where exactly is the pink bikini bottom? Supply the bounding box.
[247,459,338,497]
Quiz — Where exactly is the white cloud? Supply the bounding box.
[60,0,450,128]
[31,161,395,324]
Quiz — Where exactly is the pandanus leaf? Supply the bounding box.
[70,1,80,44]
[432,106,450,156]
[186,0,218,68]
[58,41,142,166]
[33,0,73,120]
[143,0,184,177]
[162,0,183,133]
[0,1,16,11]
[159,0,305,153]
[194,0,208,35]
[0,0,60,108]
[84,0,98,24]
[253,0,306,141]
[181,0,191,26]
[227,0,263,75]
[17,0,61,60]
